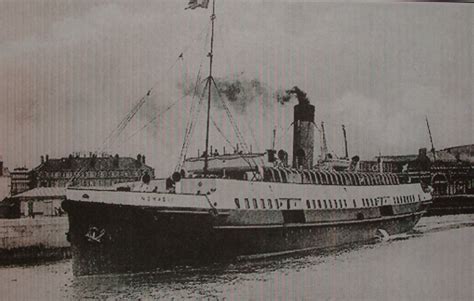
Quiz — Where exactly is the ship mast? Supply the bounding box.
[204,0,216,174]
[342,124,348,158]
[425,116,436,161]
[321,122,328,160]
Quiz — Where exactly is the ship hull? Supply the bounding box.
[62,199,427,276]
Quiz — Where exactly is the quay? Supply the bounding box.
[0,216,69,264]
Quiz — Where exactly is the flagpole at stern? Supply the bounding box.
[204,0,216,174]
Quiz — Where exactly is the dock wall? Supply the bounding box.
[0,216,70,263]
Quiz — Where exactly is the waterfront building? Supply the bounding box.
[10,167,30,196]
[0,159,11,201]
[9,187,66,218]
[31,153,154,188]
[377,145,474,196]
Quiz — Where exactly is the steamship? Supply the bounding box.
[62,1,432,276]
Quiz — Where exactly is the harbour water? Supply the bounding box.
[0,214,472,300]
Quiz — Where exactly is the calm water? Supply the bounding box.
[1,214,473,300]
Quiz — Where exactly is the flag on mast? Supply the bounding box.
[185,0,209,10]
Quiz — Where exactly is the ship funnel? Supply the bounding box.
[291,89,315,169]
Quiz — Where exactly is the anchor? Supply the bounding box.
[85,226,106,243]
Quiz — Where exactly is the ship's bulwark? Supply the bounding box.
[62,200,427,276]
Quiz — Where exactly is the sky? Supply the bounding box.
[0,0,472,175]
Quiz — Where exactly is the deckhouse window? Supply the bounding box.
[344,200,347,208]
[353,199,357,208]
[244,198,250,209]
[253,198,258,209]
[312,200,316,209]
[275,199,279,209]
[317,200,322,208]
[306,200,311,209]
[260,199,266,209]
[234,198,240,209]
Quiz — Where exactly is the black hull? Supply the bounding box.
[63,200,426,275]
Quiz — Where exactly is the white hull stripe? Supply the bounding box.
[213,211,425,229]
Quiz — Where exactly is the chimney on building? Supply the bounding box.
[142,155,146,164]
[41,155,44,164]
[136,154,142,167]
[90,154,97,167]
[290,87,315,169]
[0,160,3,176]
[45,154,49,162]
[113,154,119,168]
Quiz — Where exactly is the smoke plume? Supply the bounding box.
[178,76,312,113]
[276,86,310,105]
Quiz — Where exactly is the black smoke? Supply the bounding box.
[276,86,310,105]
[178,76,310,112]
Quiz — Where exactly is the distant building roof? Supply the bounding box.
[33,156,153,173]
[11,187,66,199]
[377,144,474,164]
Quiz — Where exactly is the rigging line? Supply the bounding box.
[175,70,207,172]
[124,99,182,141]
[146,22,211,98]
[210,77,248,151]
[175,27,211,171]
[103,22,211,151]
[273,122,293,148]
[67,23,211,187]
[213,19,264,163]
[210,117,256,171]
[210,77,262,167]
[212,82,249,151]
